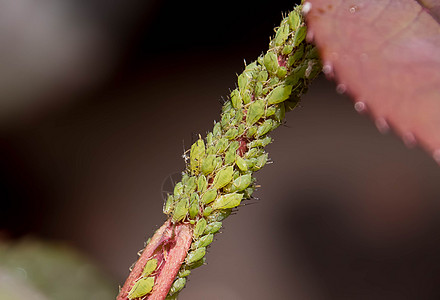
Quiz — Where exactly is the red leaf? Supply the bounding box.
[305,0,440,164]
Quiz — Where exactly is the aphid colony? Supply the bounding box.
[127,6,321,299]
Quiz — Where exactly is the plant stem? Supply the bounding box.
[117,3,321,299]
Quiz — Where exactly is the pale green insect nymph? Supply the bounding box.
[127,277,155,299]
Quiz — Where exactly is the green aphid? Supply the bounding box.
[288,10,301,30]
[186,247,206,265]
[206,145,216,155]
[204,222,222,235]
[212,166,234,190]
[221,112,231,128]
[274,23,290,47]
[197,175,208,194]
[201,154,217,175]
[277,66,288,78]
[246,99,265,126]
[163,194,174,214]
[243,186,255,199]
[294,26,307,47]
[235,155,248,172]
[184,176,197,194]
[127,277,154,299]
[181,173,190,185]
[263,52,278,73]
[173,182,184,197]
[142,258,158,277]
[231,89,242,109]
[230,174,252,192]
[224,127,238,140]
[238,73,250,93]
[206,208,232,222]
[246,126,257,138]
[269,76,280,86]
[233,109,243,123]
[265,106,276,117]
[206,132,213,145]
[289,43,304,67]
[257,70,268,82]
[248,137,272,148]
[242,91,251,105]
[213,122,222,137]
[274,103,286,122]
[252,153,268,171]
[260,136,272,147]
[245,61,259,73]
[190,139,205,175]
[187,257,205,270]
[229,140,240,152]
[256,119,274,137]
[193,233,214,249]
[189,193,200,219]
[212,192,243,210]
[203,206,213,217]
[255,81,264,97]
[193,218,207,239]
[245,158,257,169]
[215,137,229,154]
[267,85,293,105]
[172,198,189,222]
[201,188,217,204]
[237,123,246,136]
[222,100,233,113]
[178,269,191,278]
[169,278,186,296]
[224,147,236,165]
[282,44,294,55]
[246,147,264,159]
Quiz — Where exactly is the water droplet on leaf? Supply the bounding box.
[302,2,312,15]
[375,117,390,134]
[354,101,366,113]
[403,132,417,148]
[336,83,346,94]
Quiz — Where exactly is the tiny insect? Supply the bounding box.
[267,85,293,105]
[172,198,189,222]
[229,174,252,192]
[293,26,307,47]
[203,206,213,217]
[203,221,222,235]
[192,233,214,249]
[141,258,158,277]
[263,52,278,74]
[189,193,200,219]
[246,99,265,126]
[201,154,217,175]
[212,166,234,190]
[235,155,248,172]
[186,247,206,265]
[127,277,154,299]
[190,139,206,175]
[168,277,186,296]
[201,188,217,205]
[212,192,243,210]
[193,218,207,239]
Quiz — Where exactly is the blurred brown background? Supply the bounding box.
[1,0,440,299]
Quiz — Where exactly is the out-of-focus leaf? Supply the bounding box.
[0,239,115,300]
[306,0,440,164]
